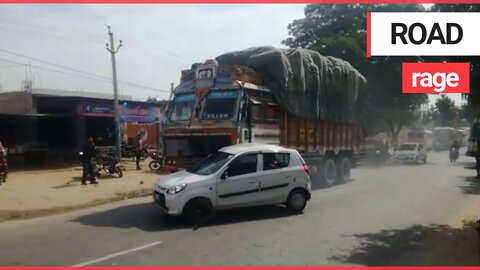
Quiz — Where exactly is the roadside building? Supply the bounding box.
[0,88,167,165]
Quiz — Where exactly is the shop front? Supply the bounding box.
[78,100,164,150]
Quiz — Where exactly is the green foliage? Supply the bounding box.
[459,103,476,124]
[434,95,458,126]
[429,4,480,117]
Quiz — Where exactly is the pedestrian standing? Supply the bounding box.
[135,134,143,170]
[82,136,98,185]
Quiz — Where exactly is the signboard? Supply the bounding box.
[81,101,161,123]
[173,93,196,103]
[120,103,161,123]
[83,103,113,116]
[208,91,237,99]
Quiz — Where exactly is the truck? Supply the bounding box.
[162,47,367,187]
[403,128,433,151]
[432,127,464,151]
[466,119,480,157]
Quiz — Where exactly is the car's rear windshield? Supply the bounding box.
[398,144,417,150]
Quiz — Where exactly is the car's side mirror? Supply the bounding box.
[221,170,229,180]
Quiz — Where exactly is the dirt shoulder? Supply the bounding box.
[0,162,163,222]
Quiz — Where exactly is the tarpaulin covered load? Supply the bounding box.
[215,46,368,123]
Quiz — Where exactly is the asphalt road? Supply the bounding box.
[1,149,480,266]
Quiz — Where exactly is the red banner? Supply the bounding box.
[402,62,470,94]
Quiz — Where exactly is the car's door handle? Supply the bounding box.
[249,180,257,184]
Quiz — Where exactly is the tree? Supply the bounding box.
[283,4,428,146]
[421,106,437,125]
[430,4,480,118]
[434,95,458,126]
[459,103,476,125]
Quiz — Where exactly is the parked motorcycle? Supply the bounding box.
[121,144,149,161]
[149,151,164,170]
[96,151,123,178]
[449,147,459,163]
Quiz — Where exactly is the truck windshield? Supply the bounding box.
[169,93,196,121]
[203,90,238,120]
[187,151,233,175]
[398,144,417,151]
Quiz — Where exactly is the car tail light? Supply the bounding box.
[302,163,310,175]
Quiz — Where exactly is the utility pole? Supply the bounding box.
[106,25,122,159]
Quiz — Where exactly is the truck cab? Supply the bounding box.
[163,60,278,169]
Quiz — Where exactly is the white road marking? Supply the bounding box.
[73,241,162,266]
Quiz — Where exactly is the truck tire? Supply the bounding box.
[336,157,351,182]
[321,158,337,187]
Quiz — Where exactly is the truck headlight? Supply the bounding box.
[166,183,187,195]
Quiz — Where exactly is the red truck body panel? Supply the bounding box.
[279,112,363,154]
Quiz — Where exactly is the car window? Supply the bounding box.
[398,144,416,151]
[226,154,257,177]
[263,153,290,171]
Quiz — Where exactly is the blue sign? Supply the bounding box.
[174,93,196,103]
[208,91,237,99]
[82,101,162,123]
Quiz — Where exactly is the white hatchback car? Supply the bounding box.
[392,143,427,163]
[153,143,311,222]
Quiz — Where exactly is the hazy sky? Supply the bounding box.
[0,4,463,105]
[0,4,306,101]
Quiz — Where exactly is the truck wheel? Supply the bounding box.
[321,158,337,187]
[183,198,212,226]
[286,189,308,213]
[336,157,351,182]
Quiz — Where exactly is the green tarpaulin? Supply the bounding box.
[216,46,368,123]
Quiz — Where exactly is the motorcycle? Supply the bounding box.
[449,147,459,163]
[149,151,164,170]
[96,151,123,178]
[121,144,149,161]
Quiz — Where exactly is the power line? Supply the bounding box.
[0,57,169,93]
[0,64,23,68]
[0,48,170,93]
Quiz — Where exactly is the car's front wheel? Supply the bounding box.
[286,189,308,213]
[183,198,212,225]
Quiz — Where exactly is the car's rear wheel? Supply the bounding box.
[286,189,308,213]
